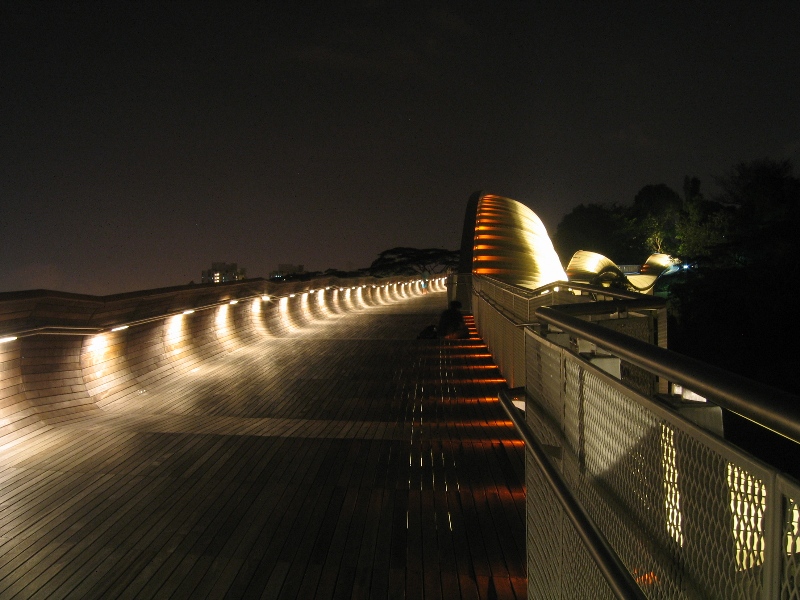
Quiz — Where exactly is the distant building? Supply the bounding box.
[202,262,246,284]
[269,264,304,279]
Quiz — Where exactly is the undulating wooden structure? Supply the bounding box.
[0,281,525,599]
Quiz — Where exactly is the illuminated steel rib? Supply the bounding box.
[467,193,567,289]
[566,250,680,292]
[463,192,680,294]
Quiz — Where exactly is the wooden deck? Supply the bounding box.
[0,291,525,599]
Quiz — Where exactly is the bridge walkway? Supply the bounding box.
[0,291,525,599]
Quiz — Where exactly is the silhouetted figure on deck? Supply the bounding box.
[438,300,469,339]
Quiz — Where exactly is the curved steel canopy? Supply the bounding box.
[461,193,567,290]
[459,192,679,293]
[566,250,680,292]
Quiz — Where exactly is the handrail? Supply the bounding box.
[2,326,105,339]
[536,306,800,444]
[498,388,647,600]
[475,276,646,301]
[472,287,664,334]
[534,280,644,300]
[539,297,665,316]
[473,273,800,596]
[0,274,437,340]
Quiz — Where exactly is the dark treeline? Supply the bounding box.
[368,247,459,277]
[554,159,800,475]
[270,247,459,282]
[554,159,800,396]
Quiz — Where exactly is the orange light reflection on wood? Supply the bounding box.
[443,378,506,384]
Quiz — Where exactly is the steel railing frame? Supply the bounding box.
[468,273,800,599]
[521,326,797,599]
[535,306,800,445]
[498,387,648,600]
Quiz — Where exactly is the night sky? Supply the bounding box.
[2,1,798,295]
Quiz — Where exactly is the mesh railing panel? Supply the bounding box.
[572,367,681,599]
[533,339,562,426]
[526,443,617,600]
[535,341,799,599]
[780,479,800,600]
[620,359,658,397]
[599,316,658,396]
[472,275,800,599]
[526,448,567,597]
[563,360,582,462]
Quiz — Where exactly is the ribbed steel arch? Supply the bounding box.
[566,250,679,293]
[459,192,567,290]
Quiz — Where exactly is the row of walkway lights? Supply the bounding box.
[92,277,443,334]
[0,277,446,344]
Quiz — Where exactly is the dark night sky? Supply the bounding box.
[2,1,798,295]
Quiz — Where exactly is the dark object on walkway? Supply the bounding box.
[417,324,438,339]
[438,300,470,339]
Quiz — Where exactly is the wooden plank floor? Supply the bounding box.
[0,291,525,599]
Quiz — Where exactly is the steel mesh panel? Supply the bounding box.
[512,322,526,388]
[498,315,509,380]
[526,446,616,600]
[525,350,566,453]
[499,314,513,383]
[526,448,565,597]
[597,317,658,396]
[560,353,780,599]
[580,368,661,493]
[525,333,543,399]
[674,427,762,599]
[570,371,680,599]
[525,399,564,451]
[597,318,658,396]
[511,294,528,322]
[485,307,498,358]
[559,506,617,600]
[782,495,800,600]
[620,359,657,396]
[563,360,582,460]
[727,464,767,574]
[477,276,798,599]
[535,342,562,426]
[599,315,652,343]
[528,293,553,312]
[661,425,683,549]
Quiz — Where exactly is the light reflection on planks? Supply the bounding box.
[0,292,525,599]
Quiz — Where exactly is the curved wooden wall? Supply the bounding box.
[0,276,444,448]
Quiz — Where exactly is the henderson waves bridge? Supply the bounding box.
[1,193,799,600]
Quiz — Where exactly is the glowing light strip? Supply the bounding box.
[471,194,566,289]
[2,276,429,340]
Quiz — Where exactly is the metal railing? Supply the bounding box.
[498,387,647,600]
[466,273,800,600]
[535,307,800,445]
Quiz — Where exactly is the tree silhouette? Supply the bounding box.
[669,159,800,394]
[553,203,640,265]
[369,247,459,277]
[674,176,734,261]
[631,184,683,255]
